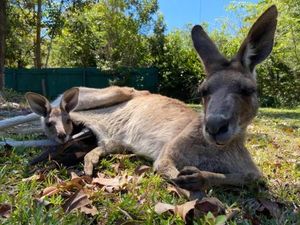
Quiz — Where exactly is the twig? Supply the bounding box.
[117,207,133,220]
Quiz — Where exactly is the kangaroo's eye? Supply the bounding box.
[199,86,210,97]
[239,87,256,96]
[45,122,53,127]
[201,89,209,97]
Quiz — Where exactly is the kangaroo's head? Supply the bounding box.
[193,5,277,146]
[25,88,79,143]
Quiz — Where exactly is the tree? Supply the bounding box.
[34,0,42,68]
[0,0,7,90]
[157,28,205,102]
[49,0,158,68]
[6,0,70,68]
[44,0,65,67]
[5,1,36,68]
[223,0,300,107]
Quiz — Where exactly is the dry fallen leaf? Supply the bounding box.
[59,175,92,191]
[40,175,92,200]
[104,186,115,193]
[257,198,281,218]
[282,127,294,134]
[62,189,98,215]
[155,200,197,222]
[40,186,60,198]
[194,197,225,217]
[175,200,198,222]
[80,204,98,216]
[226,208,240,221]
[243,213,261,225]
[93,176,121,187]
[70,171,80,179]
[113,161,126,174]
[155,197,226,222]
[134,165,151,175]
[92,173,133,192]
[154,202,175,214]
[166,184,182,198]
[34,198,53,209]
[0,203,12,218]
[22,173,45,182]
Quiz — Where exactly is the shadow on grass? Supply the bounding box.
[246,132,271,145]
[258,111,300,120]
[211,183,298,224]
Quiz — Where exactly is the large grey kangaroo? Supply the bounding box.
[25,5,277,193]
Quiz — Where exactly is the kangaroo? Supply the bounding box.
[25,86,150,143]
[25,5,277,193]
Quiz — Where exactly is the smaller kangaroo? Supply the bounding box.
[25,86,149,143]
[25,5,277,193]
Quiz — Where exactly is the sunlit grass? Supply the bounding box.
[0,107,299,224]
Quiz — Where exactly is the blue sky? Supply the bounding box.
[158,0,258,32]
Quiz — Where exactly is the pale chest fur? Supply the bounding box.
[164,117,259,175]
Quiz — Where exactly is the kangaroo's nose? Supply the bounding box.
[57,133,66,140]
[205,115,229,136]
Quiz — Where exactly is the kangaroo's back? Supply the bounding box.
[71,94,199,159]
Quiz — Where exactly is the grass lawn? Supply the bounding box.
[0,105,299,225]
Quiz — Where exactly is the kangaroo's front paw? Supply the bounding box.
[171,166,208,191]
[84,149,101,176]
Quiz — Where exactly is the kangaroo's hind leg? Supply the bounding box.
[75,86,150,111]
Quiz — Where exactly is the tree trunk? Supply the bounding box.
[35,0,42,68]
[0,0,6,90]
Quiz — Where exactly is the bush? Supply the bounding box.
[157,29,205,102]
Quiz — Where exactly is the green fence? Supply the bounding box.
[4,67,159,99]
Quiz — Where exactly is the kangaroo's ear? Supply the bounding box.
[60,87,79,113]
[25,92,51,117]
[235,5,278,72]
[191,25,229,74]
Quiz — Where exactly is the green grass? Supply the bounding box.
[0,107,299,225]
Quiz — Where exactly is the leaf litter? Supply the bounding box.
[20,147,293,223]
[0,203,12,218]
[154,197,226,222]
[22,160,290,223]
[31,160,152,216]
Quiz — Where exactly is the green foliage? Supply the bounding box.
[0,107,299,224]
[5,2,35,68]
[225,0,300,107]
[157,28,205,102]
[0,88,25,103]
[4,0,300,107]
[49,0,158,69]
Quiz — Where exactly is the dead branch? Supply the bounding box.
[29,128,95,165]
[0,139,58,148]
[0,128,93,148]
[0,113,40,130]
[15,127,44,135]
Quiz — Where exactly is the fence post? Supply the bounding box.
[41,79,47,96]
[13,70,17,90]
[82,68,86,86]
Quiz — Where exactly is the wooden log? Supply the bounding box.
[29,128,94,165]
[0,128,93,148]
[16,127,44,135]
[0,113,40,130]
[0,139,58,148]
